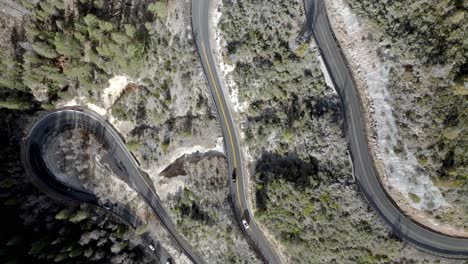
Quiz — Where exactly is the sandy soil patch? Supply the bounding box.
[102,76,129,109]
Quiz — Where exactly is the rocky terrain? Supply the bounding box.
[217,0,466,262]
[325,0,467,234]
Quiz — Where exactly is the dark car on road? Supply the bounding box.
[232,168,237,182]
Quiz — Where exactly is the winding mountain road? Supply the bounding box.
[192,1,282,263]
[22,108,203,264]
[305,0,468,259]
[22,1,468,263]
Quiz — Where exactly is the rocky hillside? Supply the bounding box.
[344,0,467,230]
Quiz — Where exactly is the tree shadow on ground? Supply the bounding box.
[254,152,318,211]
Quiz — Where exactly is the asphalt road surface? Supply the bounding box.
[22,108,201,264]
[192,1,282,263]
[305,0,468,259]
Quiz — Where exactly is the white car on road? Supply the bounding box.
[242,219,249,229]
[149,244,155,251]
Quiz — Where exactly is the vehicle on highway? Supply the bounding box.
[103,202,111,210]
[242,219,249,229]
[149,243,155,251]
[231,168,237,182]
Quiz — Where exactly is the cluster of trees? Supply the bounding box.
[348,0,466,69]
[252,150,424,263]
[220,0,325,105]
[349,0,467,226]
[219,0,335,151]
[106,0,217,164]
[0,0,160,108]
